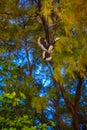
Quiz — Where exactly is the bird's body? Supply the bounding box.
[43,51,52,61]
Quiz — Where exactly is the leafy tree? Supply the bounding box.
[0,0,87,130]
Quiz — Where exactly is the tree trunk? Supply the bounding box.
[72,114,80,130]
[40,110,45,124]
[54,113,63,130]
[54,82,63,130]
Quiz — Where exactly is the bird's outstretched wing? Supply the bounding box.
[37,37,48,51]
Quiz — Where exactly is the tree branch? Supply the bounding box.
[24,44,32,76]
[50,10,59,42]
[74,77,83,108]
[59,83,74,114]
[13,106,20,117]
[37,0,49,43]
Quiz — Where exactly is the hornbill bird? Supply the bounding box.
[37,37,60,61]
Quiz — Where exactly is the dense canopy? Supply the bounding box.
[0,0,87,130]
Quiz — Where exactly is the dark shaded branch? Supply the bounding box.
[40,109,45,124]
[59,83,74,114]
[50,10,59,41]
[40,16,49,43]
[24,46,32,76]
[37,0,49,43]
[13,106,20,117]
[0,12,12,15]
[54,82,64,130]
[74,77,83,108]
[79,117,87,124]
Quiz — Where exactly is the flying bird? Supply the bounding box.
[37,37,60,61]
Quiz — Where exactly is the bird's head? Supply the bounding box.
[55,37,60,41]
